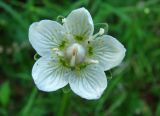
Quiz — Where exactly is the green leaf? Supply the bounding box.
[156,102,160,116]
[108,92,127,114]
[0,81,10,107]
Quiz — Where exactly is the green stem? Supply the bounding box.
[58,93,70,116]
[20,88,38,116]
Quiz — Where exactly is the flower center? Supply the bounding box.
[65,43,86,67]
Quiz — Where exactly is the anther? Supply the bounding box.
[62,18,66,23]
[99,28,105,35]
[52,48,64,56]
[92,28,105,39]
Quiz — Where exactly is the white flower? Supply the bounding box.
[29,7,126,100]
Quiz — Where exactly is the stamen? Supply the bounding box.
[92,28,105,39]
[56,51,64,56]
[52,48,64,56]
[52,48,59,51]
[62,18,66,23]
[99,28,105,35]
[85,58,99,64]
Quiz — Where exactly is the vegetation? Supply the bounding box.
[0,0,160,115]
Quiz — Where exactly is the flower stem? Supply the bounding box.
[58,92,70,116]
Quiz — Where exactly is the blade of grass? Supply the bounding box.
[0,1,27,29]
[19,88,38,116]
[95,75,123,115]
[57,92,70,116]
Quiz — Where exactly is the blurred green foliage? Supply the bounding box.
[0,0,160,116]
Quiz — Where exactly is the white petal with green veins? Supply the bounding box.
[63,8,94,40]
[68,64,107,100]
[32,56,70,92]
[29,20,65,56]
[90,35,126,71]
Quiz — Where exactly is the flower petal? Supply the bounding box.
[64,7,94,40]
[29,20,65,56]
[32,56,70,92]
[69,64,107,100]
[89,35,126,71]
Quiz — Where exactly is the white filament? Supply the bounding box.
[92,28,105,39]
[85,58,99,64]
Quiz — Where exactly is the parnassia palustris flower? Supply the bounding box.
[29,7,126,100]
